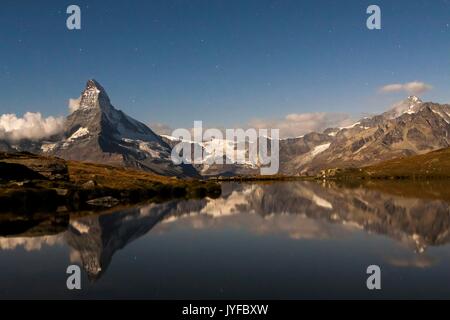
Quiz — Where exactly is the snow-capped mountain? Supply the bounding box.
[41,80,198,177]
[2,81,450,177]
[279,96,450,174]
[161,135,260,176]
[383,96,423,119]
[161,95,450,176]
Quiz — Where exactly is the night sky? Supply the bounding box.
[1,0,450,134]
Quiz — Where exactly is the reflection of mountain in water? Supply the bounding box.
[217,182,450,252]
[64,199,206,280]
[1,181,450,280]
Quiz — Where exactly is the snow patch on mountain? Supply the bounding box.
[41,143,57,153]
[120,138,168,159]
[327,131,338,137]
[62,127,90,148]
[431,109,450,124]
[355,144,368,154]
[311,143,331,157]
[138,141,162,158]
[160,134,179,142]
[385,96,423,119]
[339,122,361,130]
[161,135,258,167]
[69,127,90,140]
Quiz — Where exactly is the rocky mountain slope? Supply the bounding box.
[162,96,450,176]
[6,80,198,177]
[0,141,14,153]
[161,135,261,176]
[0,152,220,213]
[325,146,450,180]
[279,96,450,174]
[2,82,450,177]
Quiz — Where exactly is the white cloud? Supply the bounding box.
[152,112,355,139]
[150,122,174,136]
[248,112,354,139]
[379,81,432,95]
[387,256,436,269]
[0,112,64,142]
[68,96,81,113]
[0,235,64,251]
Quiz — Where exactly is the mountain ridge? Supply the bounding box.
[1,81,450,177]
[39,80,198,177]
[276,96,450,175]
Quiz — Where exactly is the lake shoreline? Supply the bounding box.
[0,152,221,214]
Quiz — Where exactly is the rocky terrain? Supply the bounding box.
[162,96,450,176]
[318,146,450,180]
[0,80,198,178]
[1,80,450,177]
[0,152,220,213]
[289,96,450,174]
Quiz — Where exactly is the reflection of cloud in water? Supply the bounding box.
[387,255,437,269]
[199,185,257,217]
[157,181,450,254]
[2,181,450,278]
[157,211,357,241]
[0,235,64,251]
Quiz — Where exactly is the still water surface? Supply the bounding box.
[1,181,450,299]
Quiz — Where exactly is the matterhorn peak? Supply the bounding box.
[85,79,103,91]
[407,95,422,104]
[79,79,111,110]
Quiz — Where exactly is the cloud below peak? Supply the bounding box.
[0,112,64,142]
[149,122,174,136]
[151,111,355,140]
[68,97,81,113]
[379,81,432,95]
[248,112,354,139]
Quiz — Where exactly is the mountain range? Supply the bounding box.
[1,80,198,177]
[1,80,450,177]
[278,95,450,175]
[163,95,450,176]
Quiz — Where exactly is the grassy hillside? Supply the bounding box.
[363,147,450,179]
[319,147,450,180]
[0,152,220,213]
[67,160,183,188]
